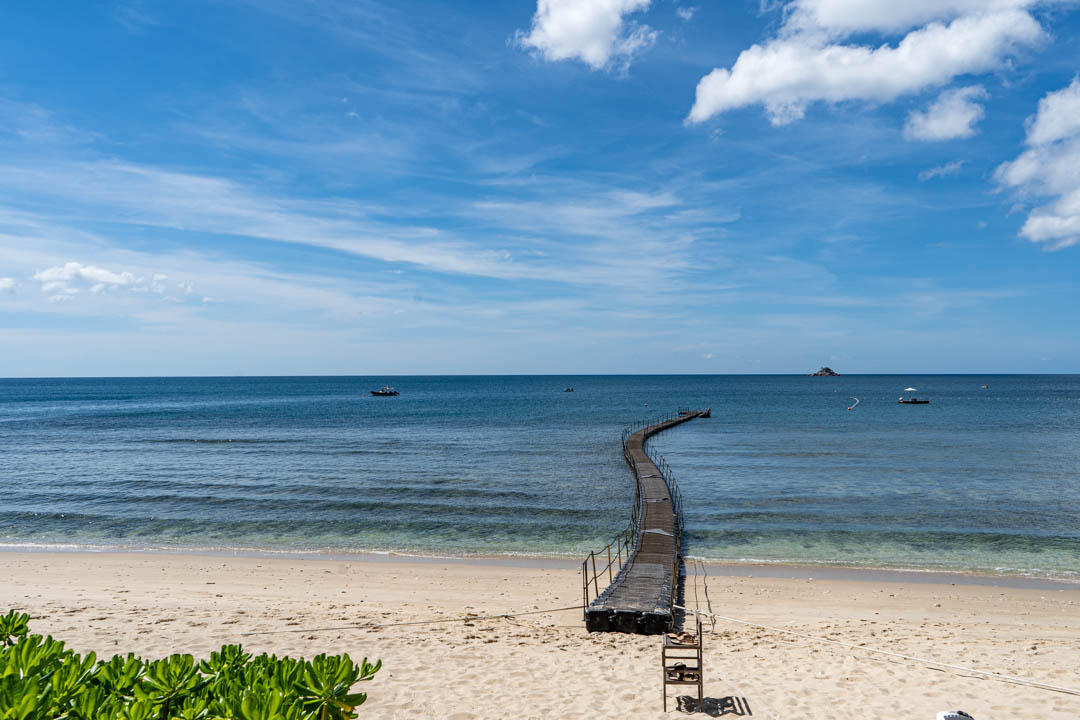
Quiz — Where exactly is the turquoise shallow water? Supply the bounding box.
[1,375,1078,579]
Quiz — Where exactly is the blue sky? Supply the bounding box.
[1,0,1079,376]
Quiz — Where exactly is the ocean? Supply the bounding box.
[2,375,1078,580]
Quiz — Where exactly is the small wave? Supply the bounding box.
[139,438,300,444]
[0,540,582,564]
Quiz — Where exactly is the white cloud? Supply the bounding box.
[34,262,136,294]
[0,277,15,292]
[676,6,696,21]
[1025,75,1080,145]
[904,86,988,141]
[995,77,1080,250]
[687,6,1045,125]
[31,261,186,301]
[780,0,1043,37]
[516,0,656,71]
[918,160,965,181]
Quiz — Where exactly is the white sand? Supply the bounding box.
[3,552,1078,719]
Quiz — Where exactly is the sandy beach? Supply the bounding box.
[3,551,1078,719]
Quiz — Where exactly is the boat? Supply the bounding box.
[898,387,929,404]
[370,386,399,396]
[564,387,574,392]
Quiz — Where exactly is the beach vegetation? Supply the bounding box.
[0,610,381,720]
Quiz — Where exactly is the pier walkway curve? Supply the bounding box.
[583,409,709,634]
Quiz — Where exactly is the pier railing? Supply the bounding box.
[581,522,635,617]
[581,412,688,615]
[646,447,684,544]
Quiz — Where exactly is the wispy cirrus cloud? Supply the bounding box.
[918,160,965,181]
[0,161,528,280]
[0,150,741,293]
[112,1,160,33]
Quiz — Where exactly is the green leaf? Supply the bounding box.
[0,612,30,647]
[0,609,384,720]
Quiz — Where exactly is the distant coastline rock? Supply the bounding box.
[811,367,840,376]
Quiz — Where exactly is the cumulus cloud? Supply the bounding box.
[0,277,16,292]
[904,86,988,141]
[1024,76,1080,144]
[918,160,965,181]
[687,4,1046,125]
[781,0,1043,37]
[516,0,656,71]
[31,261,185,301]
[34,262,137,295]
[676,6,696,21]
[995,77,1080,250]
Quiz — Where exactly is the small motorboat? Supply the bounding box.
[564,387,574,392]
[370,386,399,396]
[898,387,929,404]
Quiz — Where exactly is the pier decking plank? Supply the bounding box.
[584,411,705,634]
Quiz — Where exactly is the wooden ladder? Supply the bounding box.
[661,618,703,712]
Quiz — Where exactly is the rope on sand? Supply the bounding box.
[238,605,582,636]
[673,604,1080,697]
[687,561,780,720]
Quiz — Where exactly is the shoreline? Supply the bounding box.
[4,544,1078,590]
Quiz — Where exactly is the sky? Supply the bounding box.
[1,0,1079,376]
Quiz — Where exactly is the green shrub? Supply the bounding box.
[0,610,381,720]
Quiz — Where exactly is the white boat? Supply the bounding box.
[898,387,928,404]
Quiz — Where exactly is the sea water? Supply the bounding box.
[1,375,1078,579]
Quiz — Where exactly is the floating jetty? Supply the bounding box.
[583,410,708,634]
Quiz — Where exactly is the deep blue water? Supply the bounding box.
[1,375,1078,579]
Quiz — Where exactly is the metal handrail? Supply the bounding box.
[646,445,684,537]
[581,523,635,616]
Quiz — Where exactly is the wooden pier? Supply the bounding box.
[583,410,708,634]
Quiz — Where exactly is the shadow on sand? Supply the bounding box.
[675,695,753,716]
